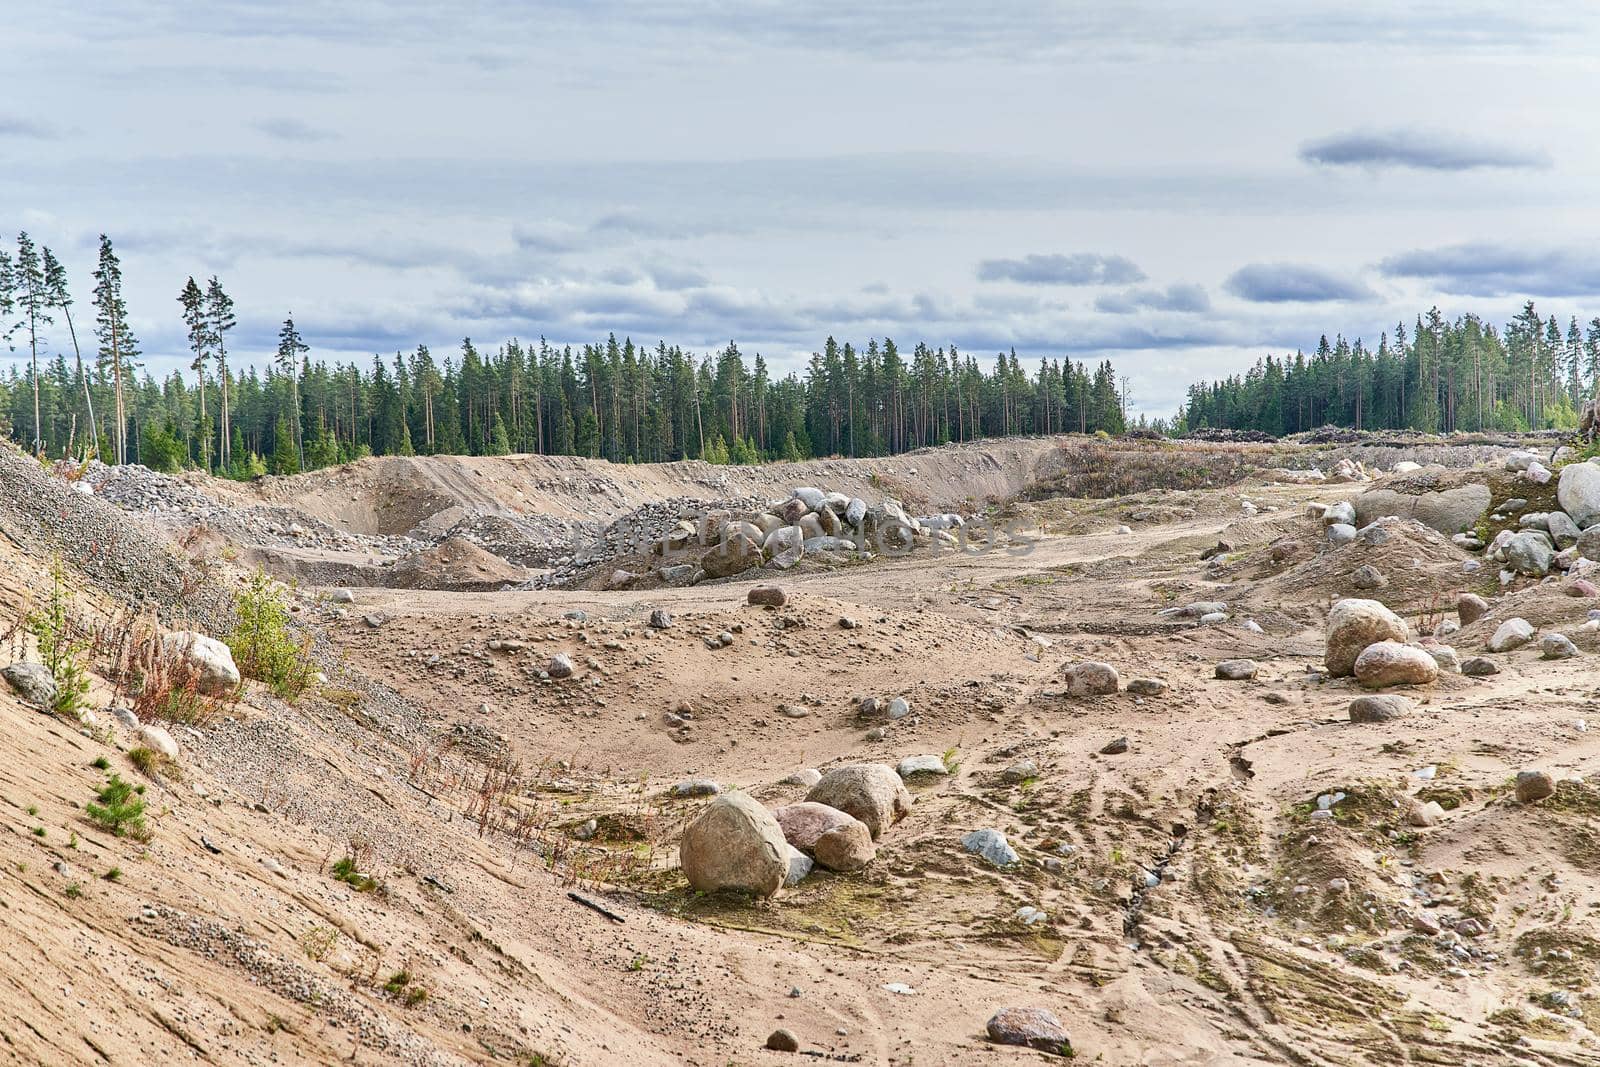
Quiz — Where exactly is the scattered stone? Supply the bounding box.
[2,662,56,709]
[1001,759,1039,783]
[1406,800,1446,827]
[805,764,912,840]
[136,724,180,759]
[783,846,813,888]
[1214,659,1258,681]
[1350,564,1387,590]
[1541,633,1580,660]
[1487,617,1535,652]
[1125,678,1167,696]
[1100,736,1129,755]
[765,1029,800,1053]
[648,609,673,629]
[1461,656,1499,676]
[747,585,787,608]
[545,653,576,679]
[1559,459,1600,528]
[1062,661,1120,696]
[1515,770,1556,804]
[1567,579,1600,597]
[162,631,241,696]
[896,754,948,779]
[672,779,722,798]
[678,792,788,897]
[782,769,823,788]
[986,1007,1071,1055]
[1327,523,1357,545]
[1352,641,1439,688]
[1325,599,1409,677]
[961,828,1019,867]
[330,588,356,604]
[1456,593,1490,626]
[1504,531,1555,577]
[1349,695,1413,722]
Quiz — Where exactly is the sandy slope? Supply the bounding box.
[5,440,1600,1064]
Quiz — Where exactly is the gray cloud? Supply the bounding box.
[251,117,337,142]
[1299,129,1548,171]
[0,117,61,140]
[977,253,1146,286]
[1224,263,1374,303]
[1095,283,1210,314]
[1379,243,1600,297]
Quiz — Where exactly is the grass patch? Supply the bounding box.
[84,774,150,841]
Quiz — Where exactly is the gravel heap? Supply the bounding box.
[0,445,231,628]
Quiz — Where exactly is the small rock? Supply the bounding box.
[1348,695,1413,723]
[672,779,722,797]
[648,609,673,629]
[961,828,1019,867]
[765,1028,800,1053]
[1099,736,1129,755]
[1455,593,1490,625]
[1062,661,1119,696]
[747,585,788,608]
[896,754,948,779]
[2,662,57,710]
[1461,656,1499,676]
[1125,678,1167,696]
[1488,617,1535,652]
[545,653,576,679]
[1541,633,1580,660]
[1215,659,1258,681]
[1515,770,1556,803]
[986,1007,1072,1055]
[1350,564,1387,590]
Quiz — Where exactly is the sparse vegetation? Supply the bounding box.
[84,774,149,840]
[26,555,91,720]
[227,571,314,701]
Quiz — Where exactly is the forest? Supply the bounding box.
[0,232,1130,475]
[1182,304,1600,435]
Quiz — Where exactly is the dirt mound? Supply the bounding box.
[387,536,530,590]
[1251,514,1476,613]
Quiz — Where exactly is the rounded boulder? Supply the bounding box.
[678,792,788,897]
[1324,598,1408,678]
[773,801,876,872]
[805,764,911,840]
[1353,641,1439,689]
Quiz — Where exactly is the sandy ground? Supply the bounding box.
[5,439,1600,1065]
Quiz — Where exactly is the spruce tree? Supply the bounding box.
[178,277,210,470]
[14,233,51,455]
[276,316,309,468]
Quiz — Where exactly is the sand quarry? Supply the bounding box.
[5,432,1600,1065]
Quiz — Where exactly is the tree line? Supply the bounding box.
[1183,303,1600,435]
[0,232,1131,474]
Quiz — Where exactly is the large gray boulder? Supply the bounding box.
[1354,482,1491,535]
[678,792,788,897]
[1504,531,1554,577]
[162,631,241,696]
[1559,461,1600,528]
[805,764,912,840]
[2,662,57,710]
[1488,617,1535,652]
[1325,599,1408,677]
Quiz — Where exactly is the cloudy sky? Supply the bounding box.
[4,1,1598,417]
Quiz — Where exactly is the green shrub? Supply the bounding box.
[227,571,315,701]
[85,774,150,840]
[26,556,91,720]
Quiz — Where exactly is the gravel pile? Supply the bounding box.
[0,444,230,628]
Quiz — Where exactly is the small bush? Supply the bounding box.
[91,756,109,771]
[26,556,91,720]
[331,855,380,892]
[85,774,150,841]
[227,572,315,702]
[127,746,165,778]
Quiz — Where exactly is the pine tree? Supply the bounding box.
[178,277,210,470]
[14,233,51,455]
[205,277,237,469]
[40,247,97,460]
[91,236,139,464]
[276,316,309,468]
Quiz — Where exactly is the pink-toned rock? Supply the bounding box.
[773,802,876,872]
[1061,661,1119,696]
[1455,593,1491,625]
[1352,640,1439,689]
[804,764,911,840]
[1325,599,1408,677]
[1566,579,1600,597]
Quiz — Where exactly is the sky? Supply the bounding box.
[4,1,1599,419]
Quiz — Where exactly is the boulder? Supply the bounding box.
[162,631,241,696]
[1322,501,1357,526]
[1541,633,1580,660]
[1461,656,1499,676]
[1487,617,1535,652]
[747,585,788,608]
[961,828,1019,867]
[793,487,827,511]
[1214,659,1258,680]
[136,723,180,759]
[764,525,803,556]
[678,792,788,897]
[1349,695,1413,722]
[1456,593,1491,626]
[1062,661,1120,696]
[1504,531,1554,577]
[1350,564,1387,590]
[1324,599,1408,677]
[648,609,673,629]
[766,1029,801,1053]
[1327,523,1357,545]
[1,662,56,709]
[805,764,912,840]
[1515,770,1556,804]
[1549,510,1582,549]
[1353,482,1490,535]
[773,802,875,872]
[1353,641,1439,688]
[1559,461,1600,528]
[701,533,762,578]
[986,1007,1072,1055]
